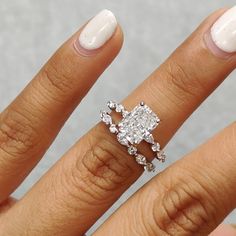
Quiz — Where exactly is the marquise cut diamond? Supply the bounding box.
[107,100,117,110]
[151,142,160,152]
[128,146,137,155]
[144,162,155,172]
[117,132,129,146]
[100,111,112,125]
[109,124,118,134]
[157,150,166,161]
[135,154,147,165]
[115,104,124,112]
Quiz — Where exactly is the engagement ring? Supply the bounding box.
[100,101,166,172]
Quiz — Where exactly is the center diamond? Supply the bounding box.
[118,104,160,145]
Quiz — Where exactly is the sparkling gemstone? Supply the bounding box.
[135,154,147,165]
[117,133,129,146]
[118,104,159,145]
[109,124,118,134]
[144,133,154,144]
[157,150,166,162]
[128,146,137,155]
[144,162,155,172]
[107,100,117,109]
[100,111,112,125]
[122,110,129,118]
[115,104,124,113]
[151,142,160,152]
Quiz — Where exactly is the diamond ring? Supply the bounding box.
[100,101,166,172]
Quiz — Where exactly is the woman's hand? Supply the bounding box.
[0,7,236,236]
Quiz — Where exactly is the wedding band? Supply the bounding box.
[100,101,166,172]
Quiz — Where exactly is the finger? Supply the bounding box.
[3,7,236,236]
[210,224,236,236]
[93,122,236,236]
[0,9,123,201]
[0,197,17,216]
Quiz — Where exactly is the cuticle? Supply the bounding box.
[73,40,101,57]
[203,28,233,60]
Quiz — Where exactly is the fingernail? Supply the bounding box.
[209,224,236,236]
[75,9,117,54]
[210,6,236,54]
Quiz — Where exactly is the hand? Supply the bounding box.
[1,7,236,236]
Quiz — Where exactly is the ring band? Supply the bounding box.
[100,101,166,172]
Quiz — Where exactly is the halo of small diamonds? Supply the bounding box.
[100,101,166,172]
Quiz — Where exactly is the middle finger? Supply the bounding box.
[4,8,236,236]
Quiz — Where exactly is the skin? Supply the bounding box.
[0,7,236,236]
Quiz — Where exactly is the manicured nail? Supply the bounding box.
[210,6,236,53]
[75,9,117,53]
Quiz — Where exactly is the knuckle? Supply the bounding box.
[40,60,74,97]
[69,131,134,202]
[151,173,217,235]
[164,58,204,103]
[0,108,39,160]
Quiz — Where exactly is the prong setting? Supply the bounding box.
[100,101,166,172]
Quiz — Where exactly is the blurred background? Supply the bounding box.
[0,0,236,233]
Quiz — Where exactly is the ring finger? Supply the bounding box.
[3,7,236,236]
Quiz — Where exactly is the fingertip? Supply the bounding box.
[73,10,124,57]
[203,6,236,59]
[104,24,124,58]
[115,24,124,52]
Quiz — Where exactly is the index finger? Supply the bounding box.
[0,9,123,202]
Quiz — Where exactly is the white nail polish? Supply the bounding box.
[211,6,236,53]
[78,9,117,50]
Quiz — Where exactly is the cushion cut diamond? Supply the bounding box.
[118,104,159,145]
